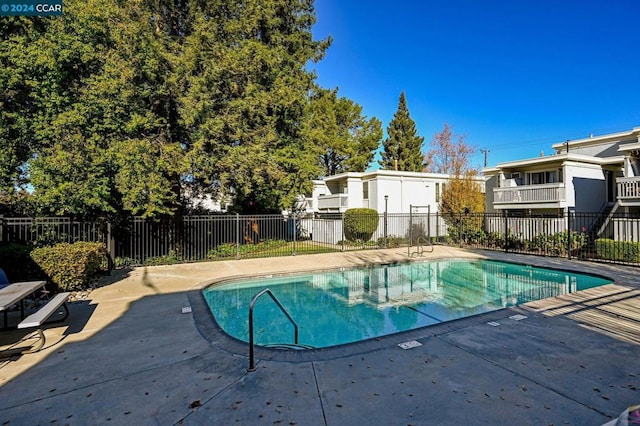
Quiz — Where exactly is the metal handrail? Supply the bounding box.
[411,238,423,258]
[411,236,432,257]
[247,288,299,372]
[418,236,433,251]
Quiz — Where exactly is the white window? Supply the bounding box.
[528,170,559,185]
[530,172,543,185]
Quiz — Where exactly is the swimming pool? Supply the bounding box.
[202,259,612,349]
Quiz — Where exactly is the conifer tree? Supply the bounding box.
[180,0,330,213]
[379,92,424,172]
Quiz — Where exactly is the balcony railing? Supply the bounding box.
[317,194,349,211]
[617,177,640,200]
[494,183,566,205]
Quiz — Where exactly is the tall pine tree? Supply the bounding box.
[379,92,424,172]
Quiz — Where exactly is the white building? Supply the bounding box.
[483,126,640,239]
[301,169,485,215]
[293,170,485,245]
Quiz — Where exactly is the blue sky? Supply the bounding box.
[310,0,640,170]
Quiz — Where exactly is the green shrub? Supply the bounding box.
[466,228,486,245]
[526,231,587,256]
[337,239,377,247]
[442,213,485,245]
[30,241,107,291]
[144,250,182,266]
[0,243,43,282]
[206,240,289,260]
[376,235,408,248]
[484,232,503,247]
[207,243,236,259]
[559,230,587,255]
[343,208,379,242]
[595,239,640,262]
[238,239,288,257]
[505,232,524,250]
[114,256,136,268]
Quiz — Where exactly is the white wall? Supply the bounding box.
[567,143,622,158]
[311,181,327,199]
[314,171,481,214]
[484,174,499,213]
[312,219,343,244]
[373,175,440,214]
[346,177,364,209]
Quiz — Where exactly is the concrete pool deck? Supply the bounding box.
[0,246,638,425]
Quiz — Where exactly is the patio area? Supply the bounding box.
[0,246,638,425]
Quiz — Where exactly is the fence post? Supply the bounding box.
[408,206,413,257]
[293,215,297,256]
[567,209,572,260]
[106,222,115,273]
[341,213,345,252]
[427,205,431,242]
[235,213,240,260]
[503,210,508,252]
[0,215,3,243]
[384,207,388,248]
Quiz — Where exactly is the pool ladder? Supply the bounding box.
[410,236,433,257]
[247,288,299,372]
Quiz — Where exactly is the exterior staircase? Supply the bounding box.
[578,202,617,260]
[594,201,620,237]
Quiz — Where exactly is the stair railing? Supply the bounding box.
[247,288,299,371]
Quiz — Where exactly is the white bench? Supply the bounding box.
[17,292,71,353]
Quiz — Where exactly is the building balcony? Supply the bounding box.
[317,194,349,212]
[294,197,314,213]
[493,183,566,208]
[617,177,640,203]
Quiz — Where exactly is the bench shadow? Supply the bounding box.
[0,300,96,360]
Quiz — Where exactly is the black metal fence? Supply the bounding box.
[0,216,108,246]
[115,214,343,263]
[2,211,640,267]
[450,211,640,265]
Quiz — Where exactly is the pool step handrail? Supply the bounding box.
[411,236,433,257]
[248,288,299,372]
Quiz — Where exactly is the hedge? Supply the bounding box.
[30,241,107,291]
[344,208,379,242]
[595,239,640,263]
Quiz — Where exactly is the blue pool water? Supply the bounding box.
[202,259,611,349]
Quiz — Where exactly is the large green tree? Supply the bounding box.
[379,92,424,172]
[180,0,329,213]
[306,88,382,176]
[0,0,330,217]
[1,1,185,218]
